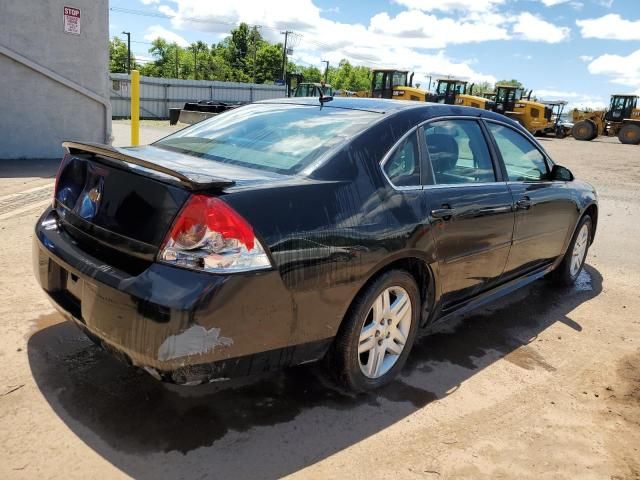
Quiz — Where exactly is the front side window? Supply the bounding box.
[486,122,548,181]
[423,120,495,185]
[383,133,420,187]
[155,104,380,174]
[373,72,385,91]
[392,71,407,87]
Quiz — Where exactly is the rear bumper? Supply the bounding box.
[33,208,331,384]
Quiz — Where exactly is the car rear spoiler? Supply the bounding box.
[62,141,235,190]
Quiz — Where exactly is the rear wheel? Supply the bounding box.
[573,120,595,141]
[328,270,420,392]
[555,126,567,139]
[552,215,592,286]
[618,124,640,145]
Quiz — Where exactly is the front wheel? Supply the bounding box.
[328,270,420,392]
[618,124,640,145]
[552,215,592,286]
[573,120,595,141]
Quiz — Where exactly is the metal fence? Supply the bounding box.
[110,73,286,119]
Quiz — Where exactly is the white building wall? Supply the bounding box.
[0,0,110,159]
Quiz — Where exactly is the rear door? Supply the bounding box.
[484,120,578,278]
[420,118,515,308]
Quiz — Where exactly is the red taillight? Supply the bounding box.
[158,194,270,273]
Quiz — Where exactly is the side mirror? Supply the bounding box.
[550,164,573,181]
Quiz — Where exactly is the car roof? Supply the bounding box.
[256,97,514,123]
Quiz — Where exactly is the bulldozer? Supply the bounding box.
[491,85,565,137]
[572,94,640,145]
[367,69,428,101]
[336,69,427,101]
[426,78,495,110]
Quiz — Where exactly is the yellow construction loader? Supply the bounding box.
[572,94,640,145]
[368,69,428,101]
[491,85,565,136]
[427,78,495,110]
[336,69,428,101]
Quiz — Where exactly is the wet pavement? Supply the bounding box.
[25,268,601,478]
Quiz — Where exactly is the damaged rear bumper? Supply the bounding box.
[33,208,331,384]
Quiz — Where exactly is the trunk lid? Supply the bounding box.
[54,142,284,267]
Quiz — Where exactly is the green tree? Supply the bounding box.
[189,41,209,79]
[327,60,371,91]
[254,43,283,83]
[471,81,494,95]
[109,37,136,73]
[496,79,523,88]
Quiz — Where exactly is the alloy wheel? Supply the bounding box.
[570,223,589,277]
[358,286,412,379]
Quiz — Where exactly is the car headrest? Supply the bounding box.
[425,133,459,173]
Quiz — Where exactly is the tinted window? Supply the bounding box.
[383,133,420,187]
[155,104,379,174]
[487,123,548,181]
[423,120,495,185]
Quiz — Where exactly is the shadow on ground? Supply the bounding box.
[0,158,59,178]
[28,265,602,479]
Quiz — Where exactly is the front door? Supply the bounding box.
[484,120,579,278]
[372,71,393,99]
[421,119,515,308]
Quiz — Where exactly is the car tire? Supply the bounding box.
[552,215,592,286]
[328,270,420,392]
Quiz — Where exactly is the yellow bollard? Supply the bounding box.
[131,70,140,146]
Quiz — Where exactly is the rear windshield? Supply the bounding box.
[155,103,380,174]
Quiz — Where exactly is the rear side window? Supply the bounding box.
[423,119,495,185]
[486,123,548,181]
[383,133,420,187]
[155,104,380,174]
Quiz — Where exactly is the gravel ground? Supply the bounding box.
[0,128,638,480]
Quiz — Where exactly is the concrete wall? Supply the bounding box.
[0,0,110,159]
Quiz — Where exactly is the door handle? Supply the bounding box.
[515,196,532,210]
[431,205,454,220]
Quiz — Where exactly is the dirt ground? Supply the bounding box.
[0,124,639,479]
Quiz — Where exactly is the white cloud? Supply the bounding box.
[587,49,640,91]
[512,12,570,43]
[539,0,570,5]
[139,0,161,4]
[393,0,505,12]
[143,25,189,47]
[153,0,498,84]
[579,55,593,62]
[576,14,640,41]
[535,88,607,110]
[369,10,510,47]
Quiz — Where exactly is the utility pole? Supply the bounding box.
[122,31,131,74]
[251,26,260,84]
[321,60,329,82]
[175,46,179,78]
[280,30,291,82]
[192,46,197,80]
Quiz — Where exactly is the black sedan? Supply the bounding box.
[33,98,597,391]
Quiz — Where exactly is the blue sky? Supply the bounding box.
[109,0,640,109]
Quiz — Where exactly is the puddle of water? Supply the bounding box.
[574,269,593,292]
[504,345,556,372]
